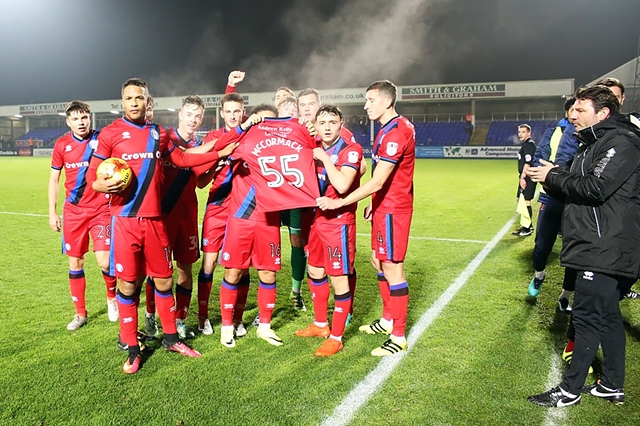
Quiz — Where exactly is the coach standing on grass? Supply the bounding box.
[526,85,640,407]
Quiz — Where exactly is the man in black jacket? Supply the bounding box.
[526,85,640,407]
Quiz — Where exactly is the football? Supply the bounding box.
[96,157,133,189]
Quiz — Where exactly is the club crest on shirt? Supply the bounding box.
[89,139,98,150]
[386,142,398,156]
[330,154,339,164]
[348,151,359,164]
[151,128,160,140]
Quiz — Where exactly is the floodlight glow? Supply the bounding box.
[167,108,176,112]
[14,114,23,118]
[110,110,120,114]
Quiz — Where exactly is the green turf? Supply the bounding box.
[0,157,639,425]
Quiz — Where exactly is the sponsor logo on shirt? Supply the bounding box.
[121,132,131,140]
[65,145,72,152]
[121,151,161,161]
[583,271,594,281]
[65,161,90,169]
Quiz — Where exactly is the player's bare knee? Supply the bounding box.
[153,277,173,292]
[68,256,85,271]
[224,268,242,283]
[258,270,276,283]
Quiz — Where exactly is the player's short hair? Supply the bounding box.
[518,124,532,132]
[276,95,297,110]
[65,100,91,116]
[366,80,397,107]
[593,77,625,95]
[316,104,343,121]
[221,93,244,107]
[575,85,620,115]
[147,95,154,107]
[276,87,295,97]
[563,96,575,112]
[182,95,205,110]
[122,77,148,95]
[249,103,278,116]
[298,88,320,102]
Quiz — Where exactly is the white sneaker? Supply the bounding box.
[176,319,195,339]
[220,325,236,348]
[234,323,247,338]
[256,325,283,346]
[144,313,159,337]
[198,318,214,335]
[67,314,87,331]
[107,298,119,322]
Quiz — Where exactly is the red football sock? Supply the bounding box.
[197,269,213,319]
[117,291,139,347]
[102,270,117,299]
[308,275,330,324]
[257,281,276,324]
[175,284,192,321]
[377,272,392,321]
[389,281,409,337]
[220,279,239,327]
[566,339,575,352]
[331,291,352,338]
[69,269,87,317]
[234,274,250,324]
[145,277,156,315]
[154,288,177,335]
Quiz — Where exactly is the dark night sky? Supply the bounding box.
[1,0,639,105]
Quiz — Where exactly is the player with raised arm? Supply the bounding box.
[48,100,118,330]
[87,78,237,374]
[295,105,363,356]
[317,80,415,356]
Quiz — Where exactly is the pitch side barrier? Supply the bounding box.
[361,146,519,159]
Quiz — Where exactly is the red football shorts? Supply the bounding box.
[307,221,356,276]
[62,201,111,257]
[163,208,199,264]
[220,213,281,271]
[110,216,173,282]
[201,204,229,254]
[371,210,413,262]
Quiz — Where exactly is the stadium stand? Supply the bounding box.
[346,121,472,147]
[484,120,556,146]
[15,127,68,147]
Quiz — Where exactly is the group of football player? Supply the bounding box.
[48,71,415,374]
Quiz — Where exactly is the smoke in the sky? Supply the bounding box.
[240,0,443,91]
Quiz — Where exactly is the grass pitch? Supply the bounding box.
[0,157,639,426]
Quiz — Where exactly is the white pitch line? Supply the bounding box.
[1,211,489,244]
[356,232,488,244]
[0,211,48,217]
[320,216,516,426]
[542,354,566,426]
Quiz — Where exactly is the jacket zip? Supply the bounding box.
[580,148,602,238]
